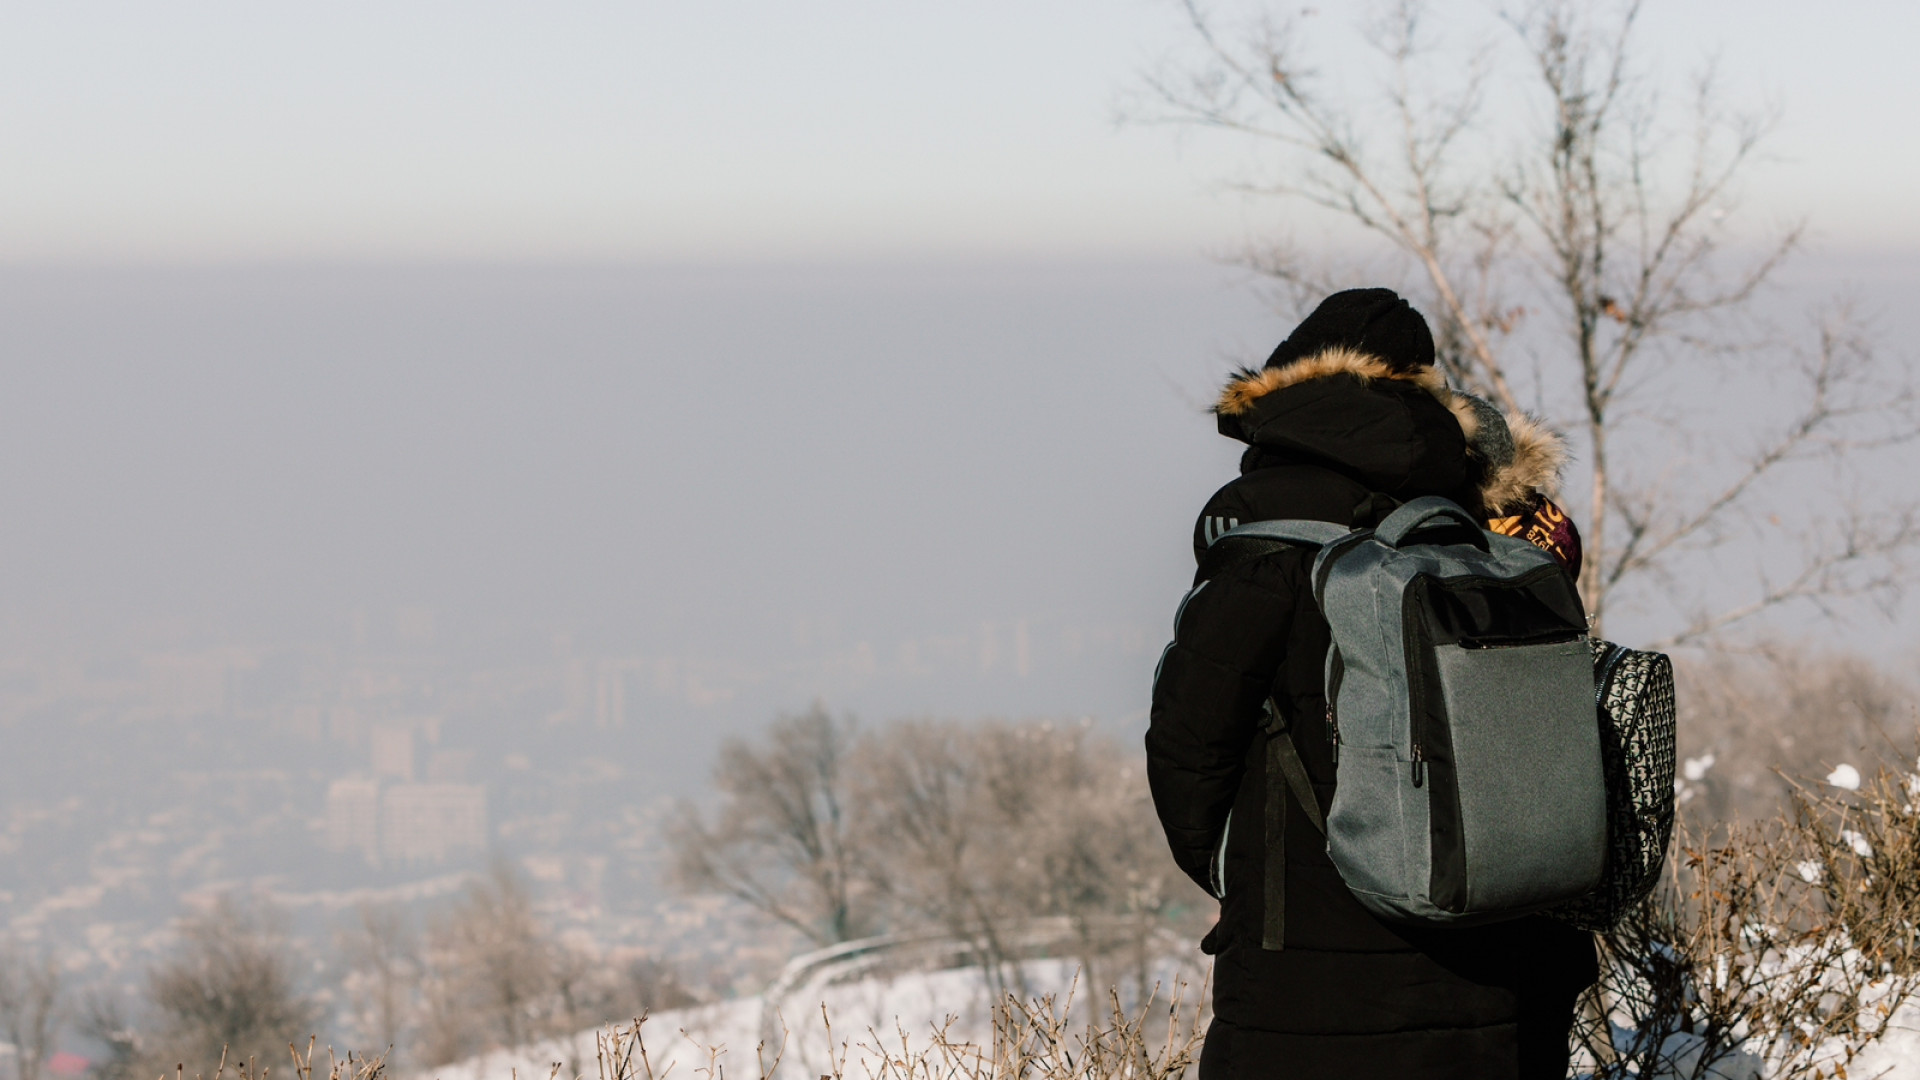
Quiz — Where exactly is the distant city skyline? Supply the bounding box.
[0,1,1916,263]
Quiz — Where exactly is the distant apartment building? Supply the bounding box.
[381,782,487,863]
[324,777,382,863]
[323,776,485,866]
[369,723,415,780]
[144,651,251,717]
[595,661,627,729]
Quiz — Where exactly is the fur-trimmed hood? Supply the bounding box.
[1214,346,1565,513]
[1474,410,1567,513]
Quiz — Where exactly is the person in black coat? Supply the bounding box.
[1146,289,1596,1080]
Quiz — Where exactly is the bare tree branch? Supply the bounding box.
[1131,0,1920,642]
[1653,506,1918,649]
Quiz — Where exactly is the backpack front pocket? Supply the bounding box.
[1427,638,1606,912]
[1324,744,1418,903]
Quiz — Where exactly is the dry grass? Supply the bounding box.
[155,1039,388,1080]
[587,976,1207,1080]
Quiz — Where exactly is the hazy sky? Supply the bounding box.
[0,261,1284,744]
[2,1,1917,262]
[1,2,1916,741]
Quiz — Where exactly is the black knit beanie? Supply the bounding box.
[1264,287,1435,373]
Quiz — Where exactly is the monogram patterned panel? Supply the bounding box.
[1549,640,1678,932]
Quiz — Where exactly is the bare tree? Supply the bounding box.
[956,721,1202,1000]
[668,709,1208,996]
[76,994,139,1080]
[404,864,703,1067]
[853,718,1207,998]
[668,705,871,947]
[419,863,554,1061]
[338,904,415,1064]
[411,948,476,1069]
[1053,744,1201,993]
[1134,0,1917,642]
[1674,647,1915,823]
[144,893,318,1073]
[0,944,60,1080]
[852,718,1018,989]
[608,955,698,1018]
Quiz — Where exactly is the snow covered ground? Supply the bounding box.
[419,960,1920,1080]
[1825,1009,1920,1080]
[420,959,1154,1080]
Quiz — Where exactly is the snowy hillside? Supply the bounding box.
[419,957,1190,1080]
[416,957,1920,1080]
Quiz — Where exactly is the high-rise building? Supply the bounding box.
[144,652,242,716]
[595,661,627,729]
[380,783,487,864]
[369,724,414,780]
[323,777,382,863]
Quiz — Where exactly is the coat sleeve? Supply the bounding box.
[1145,550,1303,896]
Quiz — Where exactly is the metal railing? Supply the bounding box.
[755,917,1189,1077]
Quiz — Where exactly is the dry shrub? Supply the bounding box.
[1578,756,1920,1079]
[867,984,1205,1080]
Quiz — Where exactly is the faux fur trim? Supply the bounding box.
[1214,345,1567,509]
[1215,347,1477,445]
[1480,412,1567,510]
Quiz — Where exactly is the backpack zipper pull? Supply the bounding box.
[1411,743,1426,787]
[1325,703,1340,765]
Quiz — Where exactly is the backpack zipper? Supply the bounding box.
[1459,631,1585,649]
[1402,585,1430,787]
[1325,647,1345,765]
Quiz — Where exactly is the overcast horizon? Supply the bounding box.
[4,2,1920,264]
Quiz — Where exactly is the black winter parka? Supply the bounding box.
[1146,348,1597,1079]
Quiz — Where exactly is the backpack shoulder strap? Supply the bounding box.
[1196,519,1358,590]
[1269,727,1326,836]
[1259,698,1327,952]
[1215,519,1355,549]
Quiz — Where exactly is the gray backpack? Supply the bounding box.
[1215,497,1607,942]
